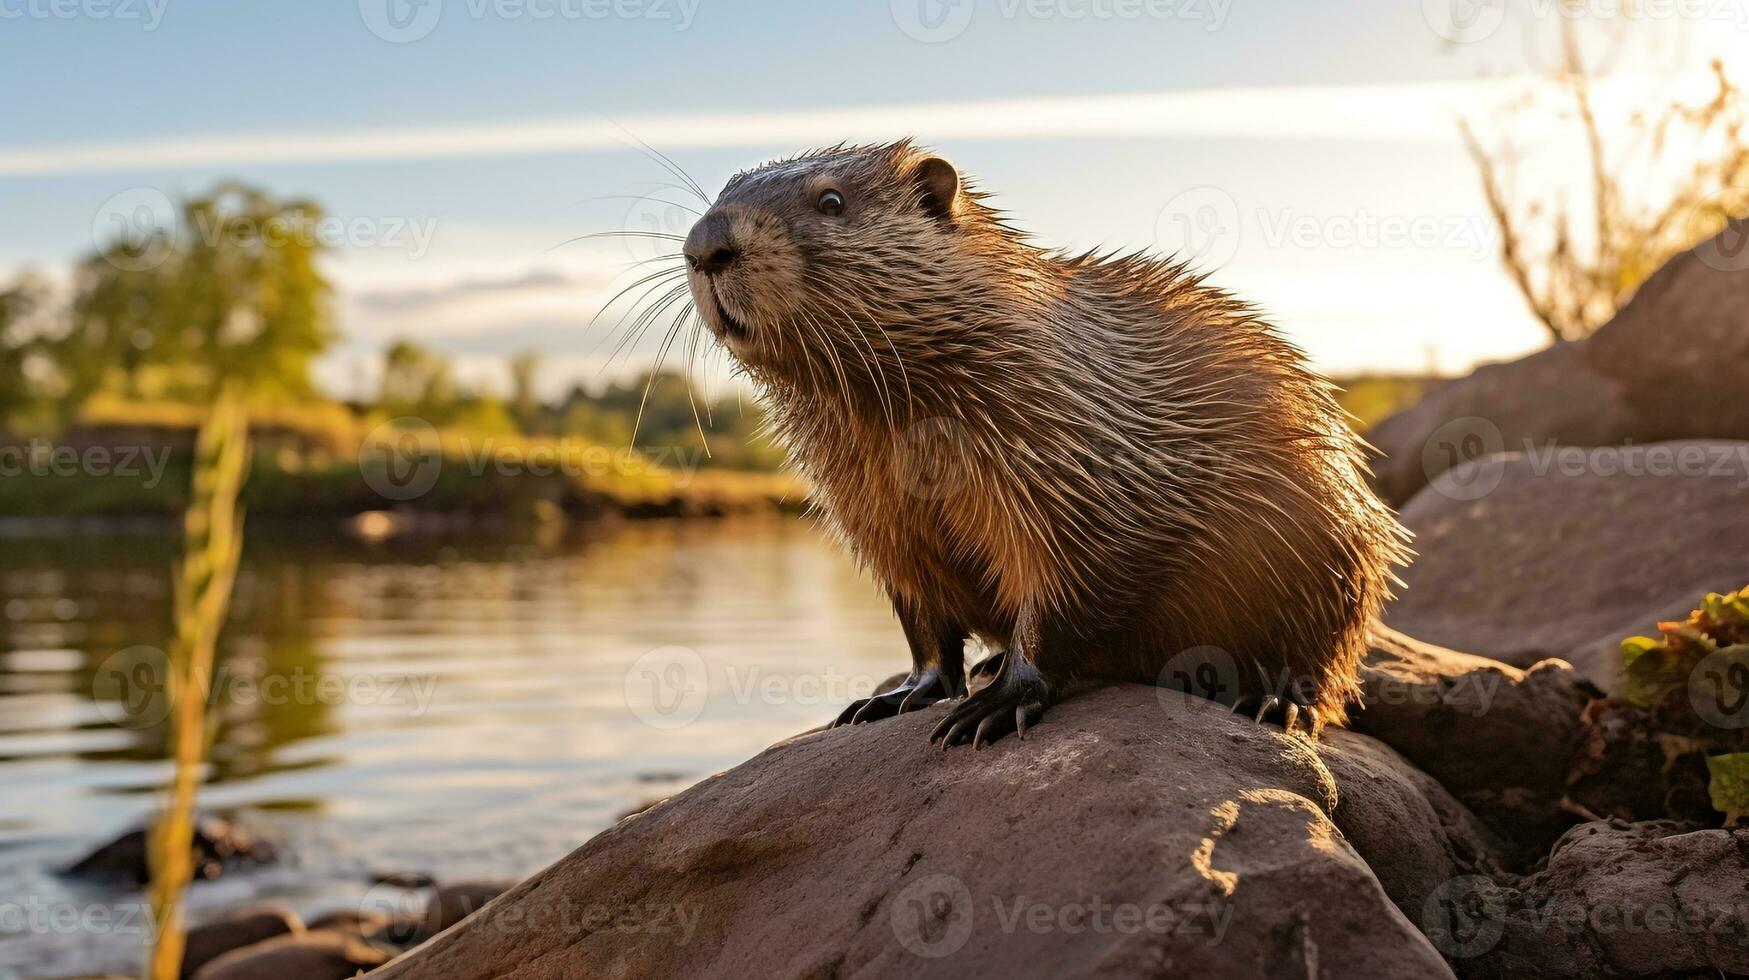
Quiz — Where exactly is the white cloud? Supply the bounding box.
[0,78,1570,177]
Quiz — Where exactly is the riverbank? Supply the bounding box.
[0,402,803,534]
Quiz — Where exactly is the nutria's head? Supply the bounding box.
[683,141,1025,393]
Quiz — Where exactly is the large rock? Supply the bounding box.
[373,686,1478,979]
[1584,218,1749,439]
[1366,220,1749,506]
[1384,441,1749,687]
[1352,627,1598,860]
[61,814,278,885]
[191,929,389,980]
[1367,342,1636,506]
[1431,820,1749,979]
[180,905,302,979]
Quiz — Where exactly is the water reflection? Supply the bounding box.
[0,516,901,976]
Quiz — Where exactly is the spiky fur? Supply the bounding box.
[685,141,1411,730]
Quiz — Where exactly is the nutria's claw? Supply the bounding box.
[928,662,1050,749]
[833,666,962,728]
[1253,696,1282,726]
[1228,692,1319,737]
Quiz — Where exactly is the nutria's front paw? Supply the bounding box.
[929,661,1051,750]
[832,665,964,728]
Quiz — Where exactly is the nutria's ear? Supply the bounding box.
[912,157,959,223]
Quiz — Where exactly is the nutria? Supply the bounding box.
[677,140,1410,747]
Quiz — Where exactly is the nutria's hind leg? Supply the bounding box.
[930,604,1059,750]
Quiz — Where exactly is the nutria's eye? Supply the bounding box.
[816,189,845,217]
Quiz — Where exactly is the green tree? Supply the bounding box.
[509,351,542,434]
[50,182,335,410]
[0,273,56,425]
[378,338,458,419]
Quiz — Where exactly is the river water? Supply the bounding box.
[0,516,903,978]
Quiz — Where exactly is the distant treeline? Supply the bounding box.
[0,181,782,472]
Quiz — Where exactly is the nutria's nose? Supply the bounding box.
[683,213,739,275]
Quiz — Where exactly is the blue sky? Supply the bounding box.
[1,1,1741,395]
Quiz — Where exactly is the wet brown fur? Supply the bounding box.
[683,141,1411,734]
